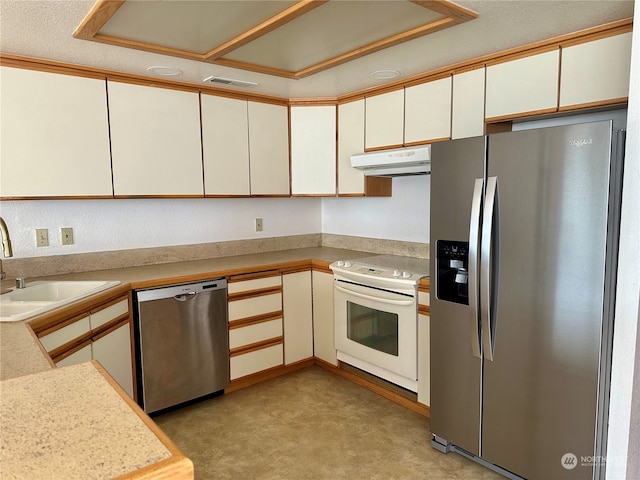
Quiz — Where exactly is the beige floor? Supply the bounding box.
[154,366,504,480]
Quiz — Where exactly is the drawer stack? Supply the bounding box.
[227,271,283,380]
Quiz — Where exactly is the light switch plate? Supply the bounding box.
[61,227,74,245]
[35,228,49,247]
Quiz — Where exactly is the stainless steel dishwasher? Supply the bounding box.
[133,278,229,414]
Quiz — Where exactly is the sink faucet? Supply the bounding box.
[0,217,13,280]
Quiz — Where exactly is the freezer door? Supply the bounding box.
[481,122,614,478]
[430,136,485,455]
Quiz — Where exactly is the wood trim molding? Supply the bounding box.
[91,361,195,479]
[227,286,283,302]
[228,311,283,330]
[225,358,314,393]
[418,305,431,316]
[336,17,633,104]
[229,336,284,357]
[315,359,430,418]
[228,270,282,283]
[310,260,332,274]
[72,0,476,81]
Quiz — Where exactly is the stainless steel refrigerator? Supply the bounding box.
[429,120,624,479]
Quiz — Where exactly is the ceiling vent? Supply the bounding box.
[203,76,258,88]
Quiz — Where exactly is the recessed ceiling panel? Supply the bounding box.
[74,0,478,79]
[98,0,297,54]
[224,1,445,72]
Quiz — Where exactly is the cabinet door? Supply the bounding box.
[202,94,251,195]
[290,105,336,195]
[404,77,452,145]
[452,68,486,139]
[337,100,365,195]
[92,323,134,398]
[559,32,632,109]
[0,67,112,198]
[282,271,313,364]
[248,101,290,195]
[365,90,404,150]
[312,270,337,366]
[418,313,430,406]
[108,81,203,196]
[230,344,283,380]
[485,49,560,120]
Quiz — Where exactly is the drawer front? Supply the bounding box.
[418,291,430,307]
[39,316,91,352]
[229,319,283,349]
[55,343,93,367]
[228,293,282,321]
[228,275,281,294]
[230,344,283,380]
[90,298,129,329]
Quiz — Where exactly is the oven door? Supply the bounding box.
[334,279,417,384]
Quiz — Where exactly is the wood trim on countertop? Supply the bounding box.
[91,361,195,479]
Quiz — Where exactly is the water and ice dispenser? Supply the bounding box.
[436,240,469,305]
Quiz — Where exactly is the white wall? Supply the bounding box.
[0,197,321,257]
[608,0,640,477]
[321,175,430,243]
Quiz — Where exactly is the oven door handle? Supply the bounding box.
[334,284,415,306]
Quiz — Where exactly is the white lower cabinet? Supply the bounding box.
[228,272,284,381]
[92,323,134,398]
[230,344,284,380]
[418,287,430,407]
[35,295,135,398]
[282,270,314,364]
[312,269,337,366]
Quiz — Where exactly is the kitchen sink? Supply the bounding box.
[0,280,121,322]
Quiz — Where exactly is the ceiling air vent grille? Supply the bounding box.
[203,76,258,88]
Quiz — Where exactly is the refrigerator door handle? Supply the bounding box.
[468,178,484,359]
[481,176,499,361]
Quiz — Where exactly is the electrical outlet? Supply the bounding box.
[255,218,263,232]
[61,227,74,245]
[36,228,49,247]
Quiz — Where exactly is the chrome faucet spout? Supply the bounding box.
[0,217,13,280]
[0,217,13,258]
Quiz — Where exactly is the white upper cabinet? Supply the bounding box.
[0,67,112,198]
[201,94,250,196]
[560,32,632,109]
[247,101,290,196]
[452,68,486,139]
[337,100,365,195]
[404,76,452,145]
[108,81,203,197]
[365,89,405,150]
[290,105,336,196]
[485,49,560,120]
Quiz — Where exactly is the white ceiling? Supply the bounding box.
[0,0,634,99]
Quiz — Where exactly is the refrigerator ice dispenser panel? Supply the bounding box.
[437,240,469,305]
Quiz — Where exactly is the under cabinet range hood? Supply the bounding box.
[350,145,430,176]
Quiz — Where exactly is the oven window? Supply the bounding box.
[346,301,398,356]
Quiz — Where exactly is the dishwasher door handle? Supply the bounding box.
[174,292,198,301]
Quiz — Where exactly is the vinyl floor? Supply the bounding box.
[153,366,504,480]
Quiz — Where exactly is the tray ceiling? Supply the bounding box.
[74,0,478,79]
